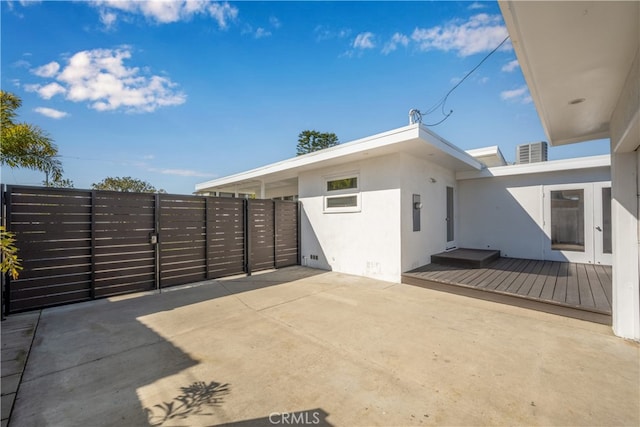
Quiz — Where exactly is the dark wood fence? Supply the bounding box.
[2,186,299,314]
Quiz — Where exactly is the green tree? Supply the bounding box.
[296,130,339,155]
[0,91,63,181]
[43,177,75,188]
[91,176,166,193]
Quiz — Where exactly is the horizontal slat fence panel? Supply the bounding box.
[93,192,156,297]
[3,186,299,313]
[207,198,246,278]
[7,187,93,311]
[159,195,206,288]
[275,201,299,268]
[248,200,275,271]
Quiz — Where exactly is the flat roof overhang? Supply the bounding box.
[499,1,639,146]
[196,124,483,195]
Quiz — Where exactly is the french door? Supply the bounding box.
[543,182,612,264]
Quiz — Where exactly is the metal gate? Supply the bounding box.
[2,186,299,314]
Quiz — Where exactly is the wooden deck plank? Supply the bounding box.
[491,258,532,292]
[454,258,510,285]
[595,265,613,305]
[431,263,464,280]
[501,259,539,293]
[540,262,562,301]
[565,263,581,306]
[514,260,546,296]
[586,264,610,312]
[577,263,596,308]
[452,260,500,286]
[401,257,612,324]
[526,261,554,298]
[401,273,612,325]
[472,257,521,289]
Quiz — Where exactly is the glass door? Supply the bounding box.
[446,186,456,249]
[543,182,611,265]
[594,183,612,265]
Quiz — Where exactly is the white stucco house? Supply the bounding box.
[197,1,638,341]
[196,123,611,282]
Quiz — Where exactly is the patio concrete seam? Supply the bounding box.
[19,336,167,385]
[253,285,346,312]
[4,309,41,427]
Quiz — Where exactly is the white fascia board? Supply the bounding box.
[456,154,611,180]
[418,126,484,170]
[195,124,422,192]
[465,145,507,166]
[499,0,553,145]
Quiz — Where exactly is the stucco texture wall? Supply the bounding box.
[399,153,457,273]
[457,167,611,260]
[298,154,402,282]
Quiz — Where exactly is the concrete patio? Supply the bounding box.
[2,266,639,426]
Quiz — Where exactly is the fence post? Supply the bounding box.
[90,191,97,299]
[3,186,12,315]
[273,200,278,269]
[205,197,210,279]
[155,193,161,291]
[244,199,251,276]
[1,185,6,318]
[297,201,302,266]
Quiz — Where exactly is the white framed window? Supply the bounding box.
[323,173,361,213]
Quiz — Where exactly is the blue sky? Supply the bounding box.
[1,0,609,194]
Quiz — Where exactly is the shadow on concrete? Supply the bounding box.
[145,380,230,426]
[8,266,326,427]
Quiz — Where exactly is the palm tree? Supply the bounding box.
[1,91,63,181]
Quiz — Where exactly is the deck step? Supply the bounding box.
[431,248,500,269]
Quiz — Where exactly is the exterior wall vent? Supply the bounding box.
[516,141,548,164]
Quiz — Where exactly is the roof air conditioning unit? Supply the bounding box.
[516,141,548,164]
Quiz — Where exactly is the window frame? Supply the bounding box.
[323,172,361,213]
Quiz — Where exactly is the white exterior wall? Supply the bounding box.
[399,153,457,272]
[609,47,640,340]
[458,167,610,260]
[265,184,298,200]
[298,154,402,282]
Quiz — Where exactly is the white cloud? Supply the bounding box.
[32,61,60,77]
[314,25,351,42]
[100,10,118,29]
[269,16,281,29]
[12,59,31,69]
[254,27,271,39]
[91,1,238,28]
[501,59,520,72]
[29,47,186,113]
[353,32,375,49]
[34,107,68,119]
[25,82,67,99]
[411,14,510,57]
[151,168,215,177]
[500,85,532,104]
[382,32,409,55]
[468,2,487,10]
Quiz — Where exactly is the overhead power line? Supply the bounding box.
[421,35,511,127]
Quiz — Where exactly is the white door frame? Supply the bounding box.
[593,182,613,265]
[543,182,612,265]
[445,185,456,249]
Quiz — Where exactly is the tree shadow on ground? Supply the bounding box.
[145,380,231,426]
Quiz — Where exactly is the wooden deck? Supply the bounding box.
[402,257,612,325]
